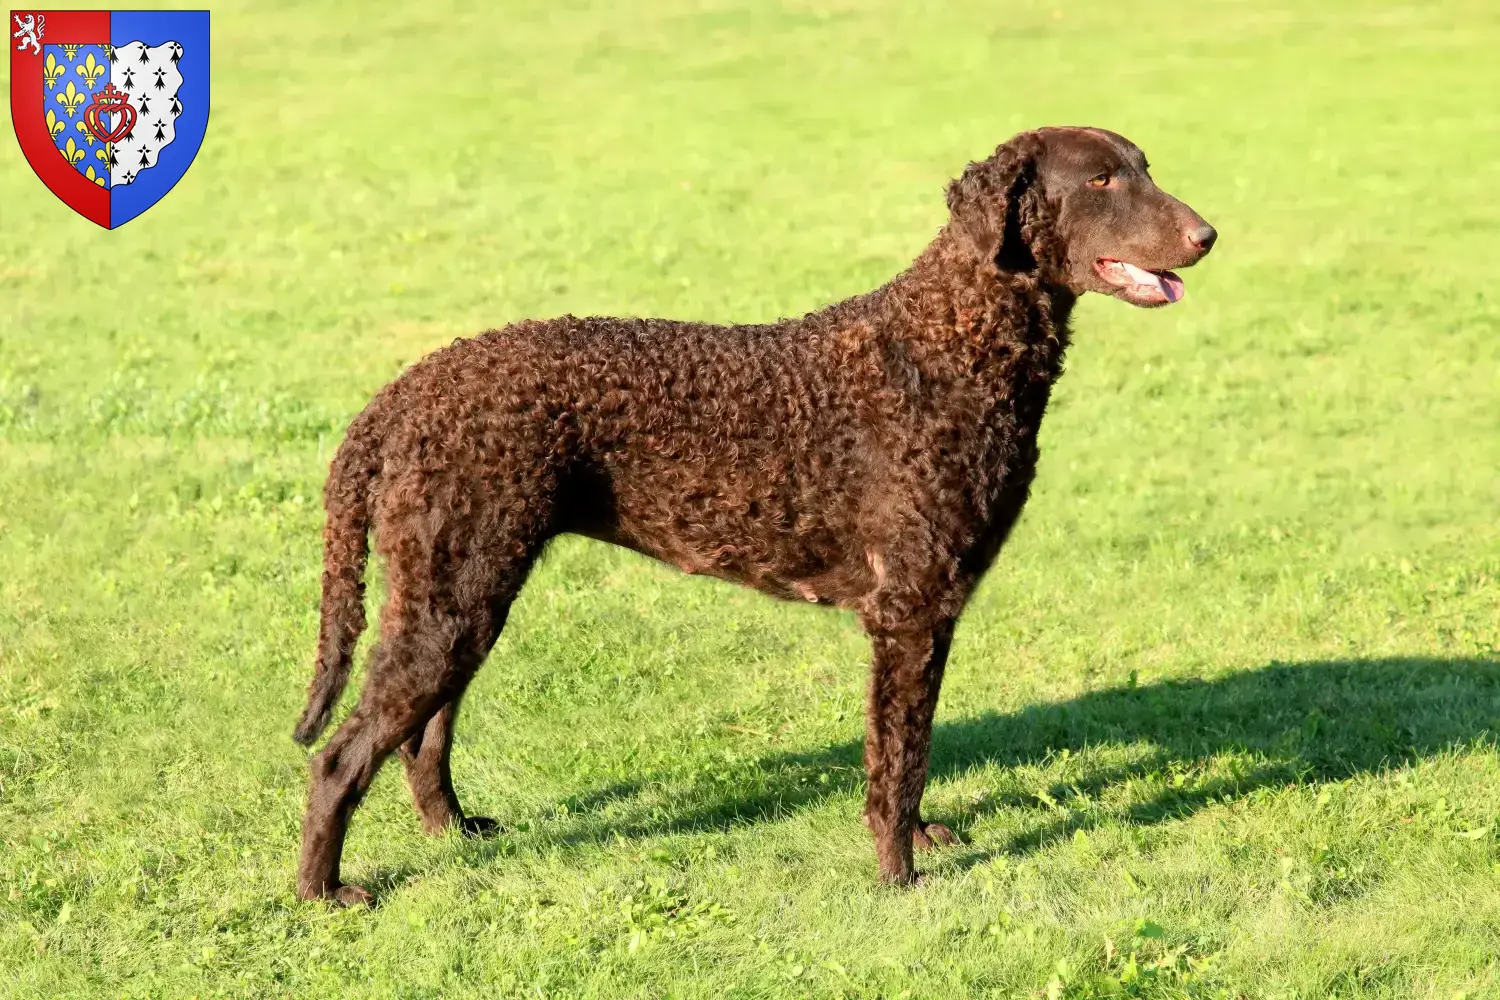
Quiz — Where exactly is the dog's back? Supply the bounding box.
[367,314,889,606]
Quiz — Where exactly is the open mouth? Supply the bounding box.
[1094,259,1185,307]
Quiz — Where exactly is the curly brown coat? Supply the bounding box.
[292,126,1217,904]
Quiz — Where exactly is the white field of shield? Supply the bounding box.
[109,41,184,187]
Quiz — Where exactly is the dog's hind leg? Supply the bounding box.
[398,699,494,836]
[393,527,541,838]
[296,613,471,905]
[297,524,540,905]
[397,588,520,836]
[295,488,549,905]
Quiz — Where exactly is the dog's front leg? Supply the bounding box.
[861,618,955,884]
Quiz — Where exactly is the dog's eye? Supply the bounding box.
[1087,172,1111,188]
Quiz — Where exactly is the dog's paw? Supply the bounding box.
[331,883,374,908]
[459,815,500,838]
[913,821,959,851]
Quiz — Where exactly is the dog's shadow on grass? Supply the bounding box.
[528,656,1500,863]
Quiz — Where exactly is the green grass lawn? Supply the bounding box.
[4,0,1500,996]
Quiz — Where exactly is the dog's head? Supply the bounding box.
[946,126,1216,306]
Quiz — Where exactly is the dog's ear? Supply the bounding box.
[945,131,1047,270]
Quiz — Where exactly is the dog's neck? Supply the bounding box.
[874,225,1077,387]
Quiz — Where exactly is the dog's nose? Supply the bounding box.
[1187,223,1217,254]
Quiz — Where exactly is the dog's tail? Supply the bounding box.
[292,408,384,746]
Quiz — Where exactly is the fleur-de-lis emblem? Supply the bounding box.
[94,145,110,166]
[55,81,86,118]
[59,137,84,166]
[84,165,105,187]
[74,119,97,147]
[45,109,64,141]
[42,52,64,90]
[75,52,105,88]
[61,43,81,62]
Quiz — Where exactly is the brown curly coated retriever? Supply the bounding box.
[291,126,1216,904]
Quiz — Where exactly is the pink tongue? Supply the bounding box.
[1121,261,1164,293]
[1120,261,1183,303]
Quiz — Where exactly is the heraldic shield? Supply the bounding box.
[10,10,209,228]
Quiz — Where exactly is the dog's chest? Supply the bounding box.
[906,333,1069,564]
